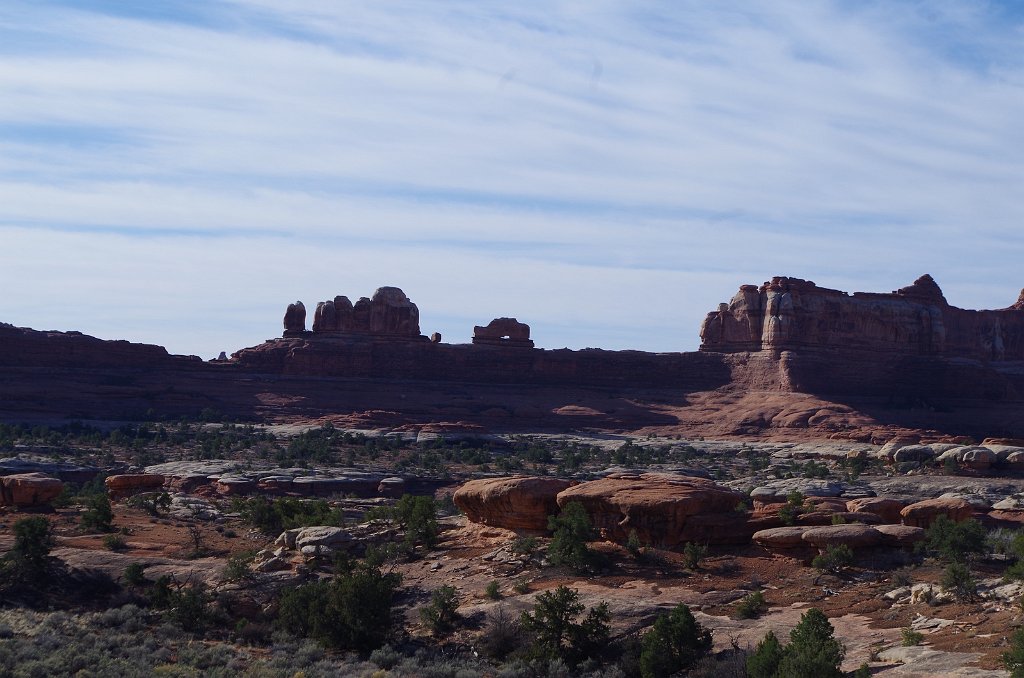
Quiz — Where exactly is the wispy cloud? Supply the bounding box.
[1,1,1023,357]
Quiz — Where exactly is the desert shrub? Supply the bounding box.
[812,544,854,574]
[735,590,767,619]
[901,627,924,646]
[941,562,977,601]
[419,585,460,636]
[369,645,402,670]
[626,529,644,559]
[776,607,844,678]
[1003,626,1024,677]
[479,605,522,659]
[1,516,54,585]
[163,584,213,633]
[510,535,538,556]
[125,491,171,517]
[81,495,114,533]
[547,501,603,573]
[103,534,128,551]
[777,491,805,526]
[682,542,708,570]
[639,603,712,678]
[123,563,147,586]
[223,550,256,581]
[924,515,987,562]
[277,562,402,653]
[746,630,783,678]
[519,585,610,666]
[236,496,344,535]
[485,580,502,600]
[512,579,531,595]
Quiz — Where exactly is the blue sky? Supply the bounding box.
[2,1,1024,358]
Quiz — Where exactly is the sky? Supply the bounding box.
[2,1,1024,358]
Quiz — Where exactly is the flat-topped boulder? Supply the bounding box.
[105,473,165,500]
[555,472,745,546]
[846,497,906,524]
[0,473,62,507]
[454,477,575,532]
[900,498,974,527]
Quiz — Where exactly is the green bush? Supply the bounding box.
[746,630,784,678]
[364,494,439,551]
[776,608,844,678]
[123,563,147,586]
[277,562,402,653]
[103,534,128,551]
[419,585,460,636]
[510,535,538,555]
[547,501,603,573]
[1,516,53,585]
[682,542,708,570]
[735,590,767,619]
[941,562,977,601]
[223,550,256,581]
[626,529,644,559]
[901,627,924,646]
[639,603,713,678]
[519,585,610,666]
[1003,626,1024,677]
[485,580,502,600]
[80,494,114,533]
[812,544,854,574]
[125,491,171,517]
[924,515,987,563]
[236,496,344,535]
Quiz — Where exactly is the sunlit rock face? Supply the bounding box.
[700,274,1024,362]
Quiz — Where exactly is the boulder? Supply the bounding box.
[752,526,808,549]
[960,447,997,470]
[556,473,745,546]
[801,524,882,549]
[105,473,165,500]
[1004,451,1024,471]
[846,497,906,524]
[216,476,257,496]
[294,526,353,553]
[891,445,935,463]
[377,477,406,498]
[900,498,973,527]
[874,524,926,547]
[454,477,575,532]
[749,479,848,505]
[0,473,62,507]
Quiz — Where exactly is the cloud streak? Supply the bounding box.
[1,1,1023,357]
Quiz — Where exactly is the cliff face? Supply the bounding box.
[699,275,1024,362]
[0,323,187,368]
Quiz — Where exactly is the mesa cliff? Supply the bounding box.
[3,277,1024,438]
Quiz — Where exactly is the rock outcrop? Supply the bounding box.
[900,498,974,527]
[472,318,534,348]
[0,473,62,507]
[454,477,574,532]
[283,301,306,337]
[700,274,1024,362]
[554,473,746,547]
[105,473,165,501]
[308,287,421,338]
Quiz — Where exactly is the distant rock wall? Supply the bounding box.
[307,287,423,339]
[700,274,1024,362]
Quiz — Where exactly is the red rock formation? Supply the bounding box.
[846,498,906,524]
[700,274,1024,362]
[900,498,974,527]
[105,474,166,501]
[554,473,745,547]
[0,473,62,507]
[308,287,421,338]
[283,302,306,337]
[453,477,575,532]
[473,318,534,348]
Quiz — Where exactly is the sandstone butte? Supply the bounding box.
[3,275,1024,439]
